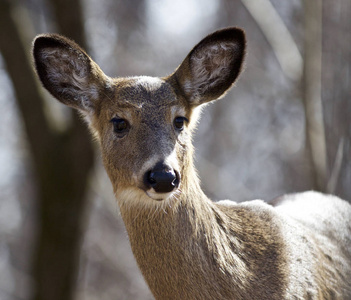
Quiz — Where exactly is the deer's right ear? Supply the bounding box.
[32,34,111,113]
[172,27,246,106]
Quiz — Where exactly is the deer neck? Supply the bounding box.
[116,156,288,299]
[116,159,251,299]
[118,159,213,239]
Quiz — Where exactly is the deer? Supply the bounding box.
[32,27,351,299]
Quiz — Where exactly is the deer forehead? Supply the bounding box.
[98,76,186,121]
[116,76,179,106]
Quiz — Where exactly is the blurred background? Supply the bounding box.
[0,0,349,299]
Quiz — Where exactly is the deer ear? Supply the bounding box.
[172,27,246,106]
[32,34,111,113]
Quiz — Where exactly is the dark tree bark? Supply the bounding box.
[50,0,88,49]
[0,0,94,299]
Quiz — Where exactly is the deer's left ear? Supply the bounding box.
[171,27,246,106]
[32,34,112,114]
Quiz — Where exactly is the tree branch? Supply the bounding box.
[303,0,328,191]
[240,0,303,81]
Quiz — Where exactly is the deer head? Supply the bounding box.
[33,28,246,207]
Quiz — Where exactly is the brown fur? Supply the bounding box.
[32,28,351,299]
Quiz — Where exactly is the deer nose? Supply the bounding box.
[145,162,179,194]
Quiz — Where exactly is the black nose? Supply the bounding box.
[145,162,179,193]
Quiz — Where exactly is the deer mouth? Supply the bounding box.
[145,189,179,202]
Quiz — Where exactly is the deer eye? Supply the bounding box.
[111,118,130,135]
[174,116,187,131]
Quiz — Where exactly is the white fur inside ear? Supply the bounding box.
[184,41,238,103]
[38,47,100,111]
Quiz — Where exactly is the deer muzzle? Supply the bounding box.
[144,161,180,198]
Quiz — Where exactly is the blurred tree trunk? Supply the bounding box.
[303,0,328,192]
[323,0,351,200]
[0,0,94,300]
[111,0,146,75]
